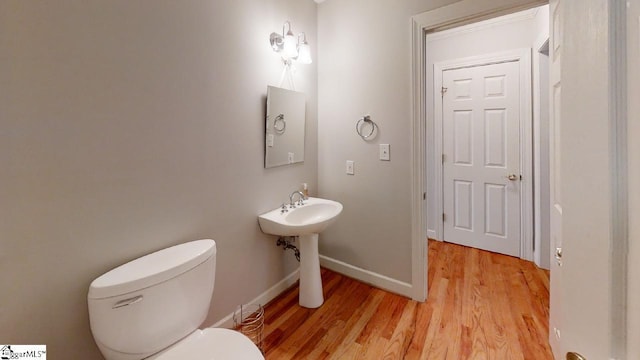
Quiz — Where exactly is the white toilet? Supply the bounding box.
[88,239,264,360]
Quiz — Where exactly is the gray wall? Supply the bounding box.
[316,0,458,284]
[0,1,317,358]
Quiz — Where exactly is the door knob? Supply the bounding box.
[566,352,586,360]
[507,174,518,181]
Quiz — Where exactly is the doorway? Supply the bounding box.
[425,8,545,262]
[411,1,628,358]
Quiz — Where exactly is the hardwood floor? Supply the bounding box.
[261,240,552,359]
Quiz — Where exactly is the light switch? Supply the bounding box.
[266,134,274,147]
[346,160,354,175]
[288,152,294,164]
[379,144,390,161]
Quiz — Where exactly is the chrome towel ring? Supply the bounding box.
[356,115,378,140]
[273,113,286,134]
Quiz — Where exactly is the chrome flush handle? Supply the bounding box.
[112,295,143,309]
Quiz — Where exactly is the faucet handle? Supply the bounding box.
[280,203,288,213]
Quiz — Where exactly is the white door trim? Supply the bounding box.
[533,32,550,270]
[434,49,533,261]
[410,0,546,302]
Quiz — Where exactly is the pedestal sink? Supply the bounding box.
[258,197,343,308]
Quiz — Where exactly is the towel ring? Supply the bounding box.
[356,115,377,140]
[273,114,286,134]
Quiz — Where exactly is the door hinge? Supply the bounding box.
[442,154,446,163]
[423,192,426,200]
[442,213,446,222]
[441,87,448,96]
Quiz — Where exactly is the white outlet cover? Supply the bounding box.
[346,160,354,175]
[266,134,274,147]
[379,144,390,161]
[288,152,294,164]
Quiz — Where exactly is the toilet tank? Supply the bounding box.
[88,239,216,360]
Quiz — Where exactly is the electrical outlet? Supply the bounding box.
[379,144,390,161]
[346,160,354,175]
[288,152,294,164]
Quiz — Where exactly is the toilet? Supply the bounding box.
[88,239,264,360]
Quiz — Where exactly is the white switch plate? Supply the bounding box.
[346,160,354,175]
[288,152,294,164]
[266,134,274,147]
[379,144,390,161]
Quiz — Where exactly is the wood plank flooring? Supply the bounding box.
[261,240,552,359]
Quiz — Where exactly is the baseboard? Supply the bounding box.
[319,255,413,298]
[211,269,299,329]
[211,256,414,328]
[427,229,437,240]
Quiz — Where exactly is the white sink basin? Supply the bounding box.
[258,197,343,308]
[258,197,343,236]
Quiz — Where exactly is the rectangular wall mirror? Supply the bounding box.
[265,86,306,168]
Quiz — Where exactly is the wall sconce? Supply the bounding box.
[270,21,312,65]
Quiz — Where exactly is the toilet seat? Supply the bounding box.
[149,328,264,360]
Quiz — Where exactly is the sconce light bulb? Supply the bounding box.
[283,33,298,59]
[296,43,312,64]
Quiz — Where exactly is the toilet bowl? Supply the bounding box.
[87,239,263,360]
[148,328,262,359]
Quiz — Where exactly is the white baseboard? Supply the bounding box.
[319,255,413,298]
[211,256,414,329]
[427,229,437,240]
[211,269,299,329]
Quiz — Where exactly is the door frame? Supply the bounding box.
[410,0,546,302]
[433,49,533,261]
[532,32,550,270]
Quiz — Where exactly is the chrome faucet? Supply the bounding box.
[289,191,306,208]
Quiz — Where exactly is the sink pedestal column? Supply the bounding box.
[298,233,323,308]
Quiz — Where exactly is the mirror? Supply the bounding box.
[265,86,306,168]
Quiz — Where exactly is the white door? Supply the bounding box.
[548,0,563,357]
[548,0,624,359]
[442,60,521,257]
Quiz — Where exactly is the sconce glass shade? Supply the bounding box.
[283,32,298,59]
[296,43,312,64]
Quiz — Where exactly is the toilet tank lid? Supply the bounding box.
[88,239,216,299]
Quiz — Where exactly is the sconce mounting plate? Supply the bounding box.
[270,32,283,52]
